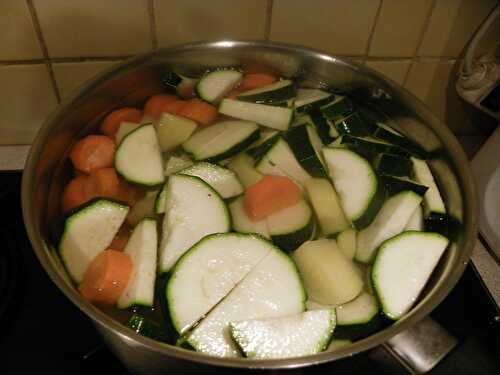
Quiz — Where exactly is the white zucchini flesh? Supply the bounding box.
[256,138,311,186]
[266,200,311,237]
[327,339,352,351]
[114,124,165,186]
[158,175,230,273]
[372,231,449,319]
[167,233,273,334]
[164,155,193,176]
[179,162,243,199]
[219,98,293,131]
[356,191,423,263]
[306,299,337,311]
[405,205,424,231]
[294,88,333,110]
[322,147,377,223]
[336,228,357,260]
[117,218,158,309]
[227,153,263,188]
[155,113,197,151]
[293,239,363,306]
[188,248,305,357]
[155,184,167,215]
[411,157,446,216]
[305,178,350,235]
[115,121,140,145]
[230,309,336,359]
[59,199,129,283]
[336,292,378,325]
[196,70,242,103]
[229,197,269,238]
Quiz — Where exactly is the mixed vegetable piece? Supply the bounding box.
[57,65,454,359]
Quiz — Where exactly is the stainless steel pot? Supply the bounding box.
[21,41,477,374]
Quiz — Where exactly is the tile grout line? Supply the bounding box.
[26,0,61,102]
[148,0,158,50]
[362,0,384,64]
[402,0,438,86]
[264,0,274,41]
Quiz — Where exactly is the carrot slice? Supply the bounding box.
[240,73,277,91]
[116,179,142,206]
[161,99,187,115]
[79,249,133,305]
[109,224,131,251]
[62,175,91,213]
[100,107,142,137]
[70,135,116,174]
[86,167,120,199]
[244,175,302,221]
[177,98,218,126]
[143,94,179,120]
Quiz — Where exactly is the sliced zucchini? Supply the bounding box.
[304,178,350,236]
[334,112,372,137]
[59,199,129,283]
[380,175,429,198]
[229,197,269,238]
[155,113,197,152]
[411,157,446,217]
[126,189,158,226]
[167,233,273,334]
[336,228,356,260]
[230,309,336,359]
[245,133,280,163]
[219,98,293,131]
[374,153,412,177]
[128,314,171,343]
[226,153,263,188]
[266,200,315,251]
[162,71,198,97]
[188,247,305,357]
[405,205,424,231]
[179,162,243,199]
[294,88,334,114]
[118,218,157,309]
[158,174,230,273]
[356,191,423,263]
[342,135,409,157]
[164,154,193,176]
[371,122,427,157]
[284,124,327,177]
[115,124,165,186]
[115,121,140,145]
[305,299,336,311]
[328,339,352,351]
[182,120,260,162]
[155,183,167,214]
[372,231,449,319]
[256,138,311,186]
[323,147,382,228]
[293,239,364,306]
[309,110,338,144]
[320,96,354,121]
[237,79,296,105]
[196,70,242,103]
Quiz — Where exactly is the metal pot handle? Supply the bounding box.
[369,317,458,374]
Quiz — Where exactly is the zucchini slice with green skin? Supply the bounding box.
[167,233,273,334]
[155,183,167,214]
[128,313,172,343]
[59,199,129,283]
[323,147,382,228]
[219,98,294,131]
[405,205,424,231]
[294,88,334,114]
[336,228,357,260]
[179,162,243,199]
[115,124,165,187]
[117,218,157,309]
[226,153,263,188]
[158,174,230,273]
[162,71,198,96]
[380,175,429,197]
[308,110,339,144]
[320,96,354,121]
[342,135,409,157]
[372,231,449,320]
[237,80,296,105]
[334,112,372,137]
[229,197,269,238]
[164,155,193,176]
[266,200,315,251]
[196,70,242,103]
[188,246,306,357]
[182,120,260,162]
[411,157,446,217]
[372,122,427,158]
[245,133,280,163]
[374,153,413,177]
[115,121,139,145]
[230,309,336,359]
[328,339,352,351]
[355,191,423,263]
[155,113,197,152]
[284,124,327,177]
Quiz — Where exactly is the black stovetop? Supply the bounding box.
[2,171,499,375]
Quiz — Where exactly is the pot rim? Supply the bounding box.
[21,39,477,369]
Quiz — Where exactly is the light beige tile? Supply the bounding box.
[155,0,267,46]
[0,64,58,145]
[270,0,380,56]
[368,0,433,57]
[404,60,479,134]
[366,60,411,85]
[418,0,497,57]
[53,61,120,99]
[0,0,43,60]
[33,0,151,58]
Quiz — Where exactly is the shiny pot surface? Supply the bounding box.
[21,41,477,373]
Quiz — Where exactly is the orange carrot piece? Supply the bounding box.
[100,107,142,137]
[69,135,116,174]
[79,250,133,305]
[161,99,187,115]
[86,167,120,199]
[244,175,302,221]
[143,94,179,120]
[109,224,131,251]
[62,175,91,213]
[177,98,218,126]
[116,179,142,206]
[240,73,277,91]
